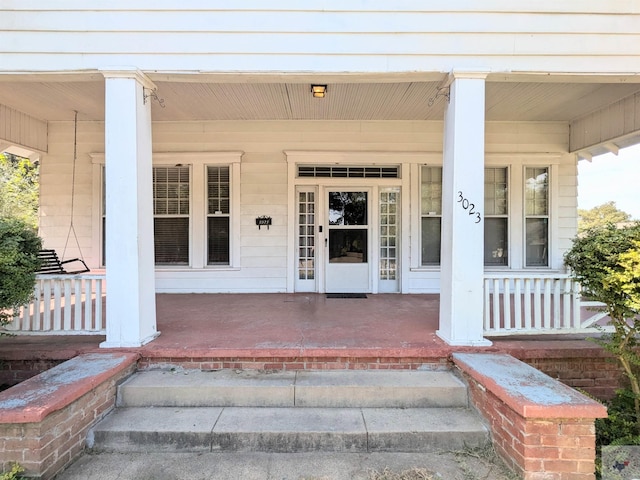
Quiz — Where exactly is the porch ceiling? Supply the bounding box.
[0,77,639,124]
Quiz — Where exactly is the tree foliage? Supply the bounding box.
[565,223,640,432]
[0,153,39,228]
[0,217,42,330]
[578,201,632,234]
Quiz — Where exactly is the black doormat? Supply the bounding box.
[326,293,367,299]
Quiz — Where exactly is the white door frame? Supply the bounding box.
[285,151,415,294]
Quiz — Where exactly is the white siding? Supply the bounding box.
[38,121,101,261]
[39,119,575,293]
[1,2,639,74]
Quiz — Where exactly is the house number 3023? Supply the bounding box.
[457,191,482,224]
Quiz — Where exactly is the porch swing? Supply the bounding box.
[36,111,90,275]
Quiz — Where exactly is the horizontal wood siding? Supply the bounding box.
[38,122,101,262]
[39,119,573,293]
[1,2,639,74]
[557,158,578,262]
[0,104,48,152]
[151,120,443,292]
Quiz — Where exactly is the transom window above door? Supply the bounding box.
[298,165,399,178]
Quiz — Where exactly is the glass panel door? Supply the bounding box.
[325,191,370,293]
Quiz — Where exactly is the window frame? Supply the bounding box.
[408,157,559,272]
[206,165,231,266]
[93,151,242,270]
[153,164,192,266]
[524,165,551,268]
[419,165,443,267]
[484,166,509,268]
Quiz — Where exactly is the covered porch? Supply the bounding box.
[2,73,638,350]
[1,2,640,353]
[0,70,637,348]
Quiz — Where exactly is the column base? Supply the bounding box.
[100,331,161,349]
[437,330,493,347]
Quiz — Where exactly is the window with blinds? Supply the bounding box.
[153,166,190,265]
[207,166,230,265]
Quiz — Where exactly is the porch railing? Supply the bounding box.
[7,274,106,335]
[5,272,606,337]
[483,273,605,335]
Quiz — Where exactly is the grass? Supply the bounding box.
[368,467,436,480]
[296,443,521,480]
[451,443,520,480]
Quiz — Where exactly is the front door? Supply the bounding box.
[325,190,370,293]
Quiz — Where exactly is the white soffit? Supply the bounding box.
[0,78,638,123]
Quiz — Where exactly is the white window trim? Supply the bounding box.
[410,159,441,272]
[153,164,192,267]
[418,164,444,268]
[523,164,554,270]
[488,156,561,270]
[408,154,562,273]
[91,151,243,271]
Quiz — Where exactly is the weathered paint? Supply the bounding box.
[0,352,137,423]
[453,352,607,418]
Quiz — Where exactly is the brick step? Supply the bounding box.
[117,369,468,408]
[90,406,488,453]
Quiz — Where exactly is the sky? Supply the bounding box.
[577,143,640,220]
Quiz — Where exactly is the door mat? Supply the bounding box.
[326,293,367,299]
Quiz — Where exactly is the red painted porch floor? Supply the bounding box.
[0,293,604,366]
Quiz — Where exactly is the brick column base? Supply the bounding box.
[454,353,607,480]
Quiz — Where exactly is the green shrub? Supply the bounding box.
[565,223,640,433]
[565,224,640,323]
[597,389,640,447]
[0,216,41,329]
[0,463,24,480]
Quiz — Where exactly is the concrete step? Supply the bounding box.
[90,406,488,454]
[117,369,468,408]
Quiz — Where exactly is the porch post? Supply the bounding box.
[100,69,159,348]
[437,72,491,346]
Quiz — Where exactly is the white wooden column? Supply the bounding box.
[437,72,491,346]
[100,69,159,348]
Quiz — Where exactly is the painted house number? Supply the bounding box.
[457,191,482,224]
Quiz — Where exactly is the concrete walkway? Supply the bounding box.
[55,451,518,480]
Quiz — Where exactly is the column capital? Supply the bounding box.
[100,67,156,91]
[444,70,490,84]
